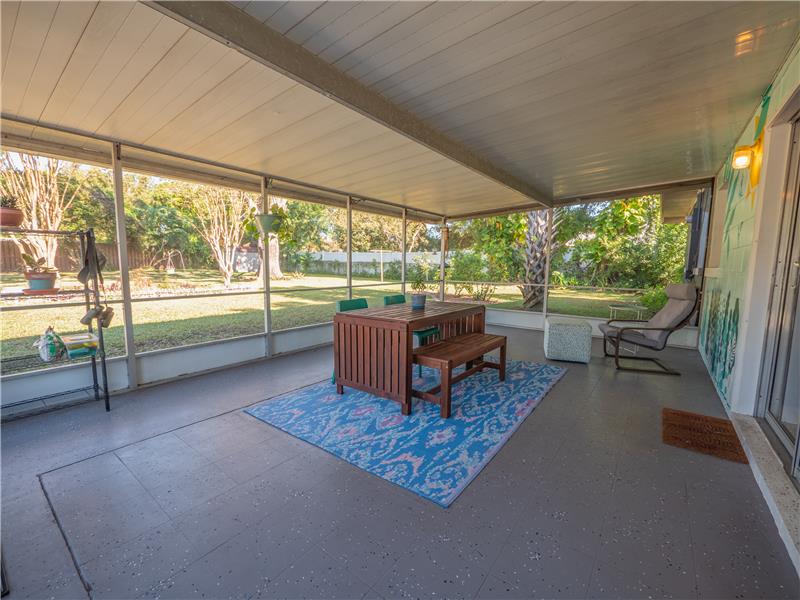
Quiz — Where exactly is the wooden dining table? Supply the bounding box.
[333,301,487,415]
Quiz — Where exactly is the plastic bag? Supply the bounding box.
[33,327,65,363]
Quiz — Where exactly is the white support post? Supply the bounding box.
[439,217,447,301]
[262,177,273,357]
[401,208,407,295]
[542,208,553,317]
[111,143,138,388]
[346,196,353,300]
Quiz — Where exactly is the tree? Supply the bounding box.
[264,195,288,279]
[189,184,257,287]
[330,209,436,252]
[60,168,116,243]
[127,198,200,269]
[549,195,687,289]
[0,152,88,266]
[521,209,559,309]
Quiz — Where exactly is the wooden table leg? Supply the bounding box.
[499,343,507,381]
[336,384,343,394]
[440,366,451,418]
[401,325,413,415]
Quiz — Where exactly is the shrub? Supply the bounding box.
[639,287,668,313]
[446,251,496,301]
[383,260,402,281]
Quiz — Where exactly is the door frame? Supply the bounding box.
[757,113,800,480]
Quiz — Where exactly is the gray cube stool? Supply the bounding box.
[544,316,592,363]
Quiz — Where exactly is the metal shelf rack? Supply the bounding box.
[0,227,110,412]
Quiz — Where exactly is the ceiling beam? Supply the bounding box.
[146,0,552,208]
[553,177,713,207]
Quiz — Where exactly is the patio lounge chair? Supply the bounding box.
[599,283,698,375]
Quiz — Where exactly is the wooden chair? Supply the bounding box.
[383,294,439,377]
[332,298,369,382]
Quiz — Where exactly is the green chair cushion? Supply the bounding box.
[383,294,406,306]
[413,327,439,339]
[336,298,368,312]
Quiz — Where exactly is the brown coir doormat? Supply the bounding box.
[662,408,748,464]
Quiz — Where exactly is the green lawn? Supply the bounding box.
[1,269,650,374]
[488,285,651,319]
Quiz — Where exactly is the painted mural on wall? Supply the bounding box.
[699,287,739,399]
[699,93,768,404]
[699,38,800,405]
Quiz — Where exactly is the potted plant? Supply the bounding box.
[21,253,59,294]
[0,195,23,227]
[411,271,428,309]
[255,204,286,237]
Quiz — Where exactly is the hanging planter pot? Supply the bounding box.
[24,271,59,293]
[256,213,282,237]
[0,206,23,227]
[0,195,23,227]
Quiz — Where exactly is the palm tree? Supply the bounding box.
[521,208,561,310]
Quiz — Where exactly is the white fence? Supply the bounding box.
[280,251,442,277]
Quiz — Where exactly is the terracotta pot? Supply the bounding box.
[25,271,58,291]
[0,207,23,227]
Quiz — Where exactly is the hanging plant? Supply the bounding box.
[255,204,287,237]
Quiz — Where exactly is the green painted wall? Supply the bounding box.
[700,40,800,405]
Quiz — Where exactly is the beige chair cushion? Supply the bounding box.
[642,284,697,344]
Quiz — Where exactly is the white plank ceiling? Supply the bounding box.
[2,1,798,217]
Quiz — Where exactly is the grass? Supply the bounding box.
[1,269,650,374]
[488,285,651,319]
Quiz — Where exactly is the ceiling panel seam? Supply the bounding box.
[146,0,552,207]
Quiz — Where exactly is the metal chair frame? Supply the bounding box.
[602,295,699,376]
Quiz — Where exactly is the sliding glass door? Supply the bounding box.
[760,116,800,482]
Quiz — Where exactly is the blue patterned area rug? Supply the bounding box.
[245,360,565,507]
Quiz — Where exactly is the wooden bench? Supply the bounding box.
[412,332,507,418]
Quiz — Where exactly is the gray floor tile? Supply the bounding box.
[179,424,276,463]
[212,438,294,485]
[588,553,698,600]
[371,542,489,600]
[82,522,200,599]
[1,525,86,599]
[40,452,128,496]
[44,468,171,565]
[146,461,238,516]
[1,489,56,541]
[319,513,417,587]
[489,534,595,599]
[145,513,318,599]
[691,522,799,600]
[475,575,523,600]
[257,545,372,599]
[171,484,280,556]
[115,433,212,490]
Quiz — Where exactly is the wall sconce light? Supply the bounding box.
[732,146,753,169]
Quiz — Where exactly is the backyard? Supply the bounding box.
[0,269,649,374]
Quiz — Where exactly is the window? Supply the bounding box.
[271,197,348,330]
[547,196,688,319]
[122,173,265,351]
[0,151,123,374]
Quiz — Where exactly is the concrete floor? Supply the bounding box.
[1,326,798,599]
